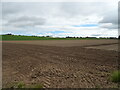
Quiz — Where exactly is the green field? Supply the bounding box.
[0,35,116,41]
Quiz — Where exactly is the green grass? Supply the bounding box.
[16,82,25,88]
[110,70,120,83]
[9,82,25,88]
[1,35,55,41]
[1,35,111,41]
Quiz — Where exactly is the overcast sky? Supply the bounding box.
[1,1,119,37]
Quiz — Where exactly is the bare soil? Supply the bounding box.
[2,40,119,88]
[2,39,118,47]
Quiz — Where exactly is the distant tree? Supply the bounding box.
[6,33,13,35]
[46,36,51,37]
[66,36,69,38]
[119,35,120,39]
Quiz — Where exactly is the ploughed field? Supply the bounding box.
[2,40,118,88]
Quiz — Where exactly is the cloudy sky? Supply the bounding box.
[1,0,119,37]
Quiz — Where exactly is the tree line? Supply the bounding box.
[3,33,119,39]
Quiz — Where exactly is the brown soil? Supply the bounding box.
[2,39,118,47]
[2,40,119,88]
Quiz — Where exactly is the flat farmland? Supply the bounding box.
[2,40,119,88]
[2,39,118,50]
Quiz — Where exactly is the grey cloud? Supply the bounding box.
[91,34,101,36]
[108,24,118,29]
[99,9,118,29]
[2,2,22,18]
[99,24,118,29]
[5,16,46,27]
[59,2,107,18]
[99,15,117,25]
